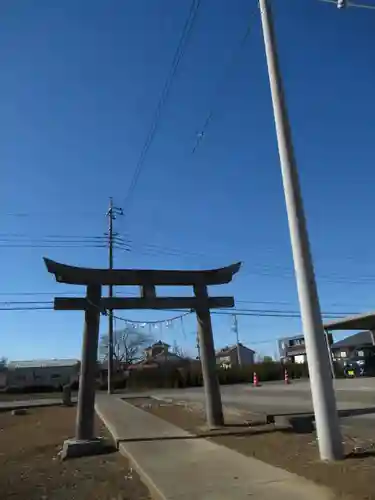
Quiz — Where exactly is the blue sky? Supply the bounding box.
[1,0,375,361]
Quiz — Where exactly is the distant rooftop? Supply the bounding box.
[216,343,255,357]
[145,340,170,350]
[331,331,375,349]
[324,312,375,331]
[8,359,79,369]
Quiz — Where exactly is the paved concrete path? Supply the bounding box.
[95,393,336,500]
[141,379,375,434]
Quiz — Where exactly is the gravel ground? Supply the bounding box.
[130,397,375,500]
[0,406,151,500]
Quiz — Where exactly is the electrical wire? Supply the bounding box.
[0,299,363,319]
[2,231,375,286]
[0,291,367,310]
[319,0,375,9]
[122,0,202,212]
[113,239,375,285]
[0,291,86,296]
[0,306,363,322]
[0,233,107,239]
[0,306,54,311]
[0,244,107,249]
[191,7,256,155]
[0,211,103,218]
[0,233,109,249]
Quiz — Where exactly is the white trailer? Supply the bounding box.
[5,359,79,390]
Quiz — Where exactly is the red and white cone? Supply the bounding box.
[253,371,260,387]
[284,369,290,385]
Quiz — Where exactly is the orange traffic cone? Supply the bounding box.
[253,371,260,387]
[284,369,290,385]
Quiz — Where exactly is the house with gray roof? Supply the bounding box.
[215,343,255,368]
[331,331,375,361]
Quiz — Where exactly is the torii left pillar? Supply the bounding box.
[60,285,104,459]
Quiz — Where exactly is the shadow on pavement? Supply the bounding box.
[268,406,375,420]
[338,407,375,418]
[346,448,375,459]
[116,425,300,444]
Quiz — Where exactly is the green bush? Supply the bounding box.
[121,361,313,390]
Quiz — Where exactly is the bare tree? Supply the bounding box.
[99,326,153,365]
[172,340,185,358]
[254,352,265,363]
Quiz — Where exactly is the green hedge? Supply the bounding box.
[5,361,345,394]
[123,361,316,390]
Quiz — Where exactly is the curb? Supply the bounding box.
[95,405,167,500]
[0,401,67,413]
[118,441,167,500]
[94,404,121,449]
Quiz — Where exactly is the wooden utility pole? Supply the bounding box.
[232,314,242,367]
[106,197,123,394]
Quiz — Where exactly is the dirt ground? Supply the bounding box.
[130,397,375,500]
[0,406,151,500]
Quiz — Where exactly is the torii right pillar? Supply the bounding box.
[194,284,224,428]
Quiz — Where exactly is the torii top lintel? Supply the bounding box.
[43,258,242,286]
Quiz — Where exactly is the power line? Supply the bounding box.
[0,290,368,310]
[0,211,103,218]
[0,301,53,305]
[319,0,375,9]
[122,0,202,212]
[113,240,375,285]
[0,291,81,296]
[191,6,256,155]
[0,306,361,320]
[0,227,373,271]
[2,230,375,284]
[0,244,107,249]
[0,306,54,311]
[0,233,107,240]
[0,299,362,318]
[0,233,109,249]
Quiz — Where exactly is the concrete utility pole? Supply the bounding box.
[232,314,242,367]
[106,197,123,394]
[259,0,343,461]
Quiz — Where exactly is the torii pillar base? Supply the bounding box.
[59,438,107,461]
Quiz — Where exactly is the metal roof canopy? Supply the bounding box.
[324,312,375,331]
[44,257,242,286]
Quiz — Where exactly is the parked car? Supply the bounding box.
[343,351,375,378]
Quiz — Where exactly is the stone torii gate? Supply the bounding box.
[44,257,241,458]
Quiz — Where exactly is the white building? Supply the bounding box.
[5,359,79,390]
